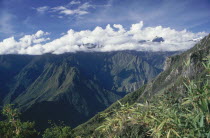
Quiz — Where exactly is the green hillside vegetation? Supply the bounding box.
[0,55,209,138]
[0,51,174,130]
[94,61,210,137]
[0,35,209,137]
[73,34,210,137]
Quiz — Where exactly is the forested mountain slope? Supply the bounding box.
[0,51,174,129]
[73,34,210,137]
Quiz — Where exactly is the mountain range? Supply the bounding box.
[73,34,210,137]
[0,51,177,130]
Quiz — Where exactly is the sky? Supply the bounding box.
[0,0,210,55]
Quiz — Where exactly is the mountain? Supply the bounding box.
[0,51,176,130]
[73,34,210,137]
[152,36,165,42]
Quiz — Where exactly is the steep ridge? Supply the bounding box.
[0,55,33,106]
[0,51,175,129]
[73,34,210,137]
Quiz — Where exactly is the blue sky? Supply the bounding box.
[0,0,210,40]
[0,0,209,55]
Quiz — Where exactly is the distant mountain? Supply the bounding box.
[0,51,177,130]
[137,36,165,44]
[138,40,148,43]
[79,43,103,49]
[73,34,210,137]
[152,36,165,42]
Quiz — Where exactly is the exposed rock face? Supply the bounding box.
[163,57,172,71]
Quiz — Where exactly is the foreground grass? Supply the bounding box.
[95,59,210,138]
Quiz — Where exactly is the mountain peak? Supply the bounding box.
[152,36,165,42]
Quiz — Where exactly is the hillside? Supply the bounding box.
[0,51,175,130]
[73,34,210,137]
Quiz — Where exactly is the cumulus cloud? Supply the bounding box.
[0,21,207,55]
[0,30,50,55]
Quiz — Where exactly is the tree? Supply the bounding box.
[0,104,37,138]
[42,122,73,138]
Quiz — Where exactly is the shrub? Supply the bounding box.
[0,104,37,138]
[42,122,73,138]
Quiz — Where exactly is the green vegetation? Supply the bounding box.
[74,34,210,137]
[0,104,37,138]
[94,59,210,137]
[0,105,74,138]
[0,51,172,129]
[42,123,73,138]
[1,66,209,138]
[0,35,209,137]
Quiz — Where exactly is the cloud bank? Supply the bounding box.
[0,21,207,55]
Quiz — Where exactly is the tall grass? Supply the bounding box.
[95,59,210,138]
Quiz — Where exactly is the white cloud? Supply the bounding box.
[0,21,207,55]
[52,6,89,16]
[51,2,92,16]
[78,2,94,10]
[69,0,81,5]
[36,2,93,17]
[0,30,50,55]
[36,6,50,14]
[35,1,112,18]
[130,21,143,33]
